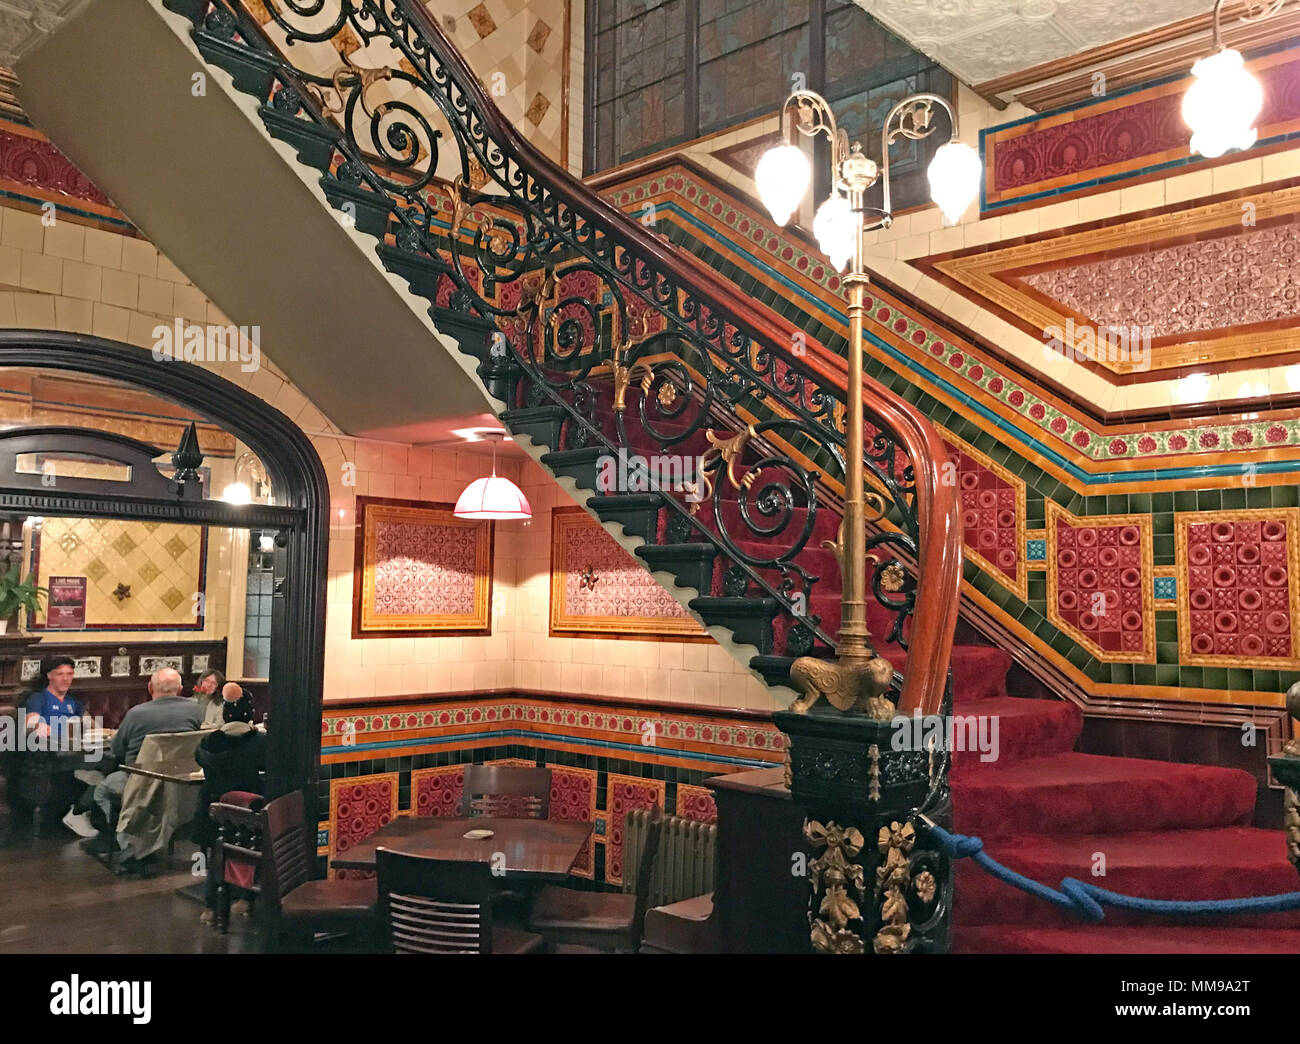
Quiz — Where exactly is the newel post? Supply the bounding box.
[775,687,954,954]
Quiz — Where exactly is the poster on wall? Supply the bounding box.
[45,576,87,629]
[353,497,493,638]
[549,507,707,640]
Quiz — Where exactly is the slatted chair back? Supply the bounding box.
[459,764,551,819]
[262,789,313,904]
[376,849,498,953]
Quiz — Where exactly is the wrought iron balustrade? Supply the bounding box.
[179,0,961,714]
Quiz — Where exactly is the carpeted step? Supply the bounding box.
[946,696,1083,768]
[952,924,1300,954]
[952,826,1300,929]
[952,751,1256,836]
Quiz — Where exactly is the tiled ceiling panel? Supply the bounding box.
[853,0,1208,86]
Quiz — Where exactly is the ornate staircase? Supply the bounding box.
[147,0,1298,953]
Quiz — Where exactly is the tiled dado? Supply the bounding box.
[319,693,785,771]
[314,695,741,887]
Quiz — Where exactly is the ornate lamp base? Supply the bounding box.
[775,706,953,954]
[788,652,895,717]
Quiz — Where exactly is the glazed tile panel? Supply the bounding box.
[1176,510,1300,670]
[1046,503,1154,664]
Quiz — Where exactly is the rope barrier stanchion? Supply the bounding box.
[916,814,1300,922]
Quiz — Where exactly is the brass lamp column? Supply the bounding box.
[758,90,970,718]
[755,90,980,954]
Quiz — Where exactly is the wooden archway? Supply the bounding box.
[0,330,329,809]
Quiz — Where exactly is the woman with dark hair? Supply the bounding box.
[194,684,266,923]
[193,669,226,729]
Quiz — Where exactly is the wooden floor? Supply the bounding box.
[0,827,258,954]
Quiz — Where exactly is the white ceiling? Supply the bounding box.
[0,0,93,66]
[853,0,1211,85]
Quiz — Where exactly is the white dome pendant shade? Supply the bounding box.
[755,144,812,226]
[926,141,982,226]
[1182,48,1263,159]
[454,432,532,520]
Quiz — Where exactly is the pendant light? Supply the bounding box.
[454,431,531,520]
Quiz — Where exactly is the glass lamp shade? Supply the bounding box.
[454,473,532,520]
[812,194,856,273]
[1183,48,1262,159]
[755,144,812,226]
[926,141,982,225]
[221,481,252,505]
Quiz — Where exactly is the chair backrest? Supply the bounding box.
[629,804,665,935]
[261,790,313,903]
[376,849,499,954]
[459,764,551,819]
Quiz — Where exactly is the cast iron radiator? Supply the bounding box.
[624,808,717,906]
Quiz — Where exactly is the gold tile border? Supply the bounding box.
[1174,508,1300,670]
[1045,501,1156,663]
[939,425,1028,601]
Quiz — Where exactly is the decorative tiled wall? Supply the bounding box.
[981,47,1300,213]
[603,162,1300,711]
[316,693,757,885]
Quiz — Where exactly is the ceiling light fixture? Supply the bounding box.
[453,431,531,521]
[1183,0,1278,158]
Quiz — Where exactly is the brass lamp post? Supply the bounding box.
[755,91,979,718]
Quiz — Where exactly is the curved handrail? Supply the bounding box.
[206,0,960,716]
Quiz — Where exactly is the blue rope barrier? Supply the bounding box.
[922,820,1300,922]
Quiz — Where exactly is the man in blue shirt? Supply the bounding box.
[14,657,98,838]
[24,657,84,745]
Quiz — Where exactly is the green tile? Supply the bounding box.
[1106,494,1129,515]
[1129,492,1151,513]
[1109,663,1133,685]
[1152,513,1173,535]
[1156,641,1180,664]
[1152,492,1174,514]
[1155,663,1180,687]
[1273,485,1298,508]
[1246,487,1272,509]
[1179,666,1203,689]
[1155,613,1178,641]
[1153,534,1175,564]
[1200,667,1228,689]
[1133,664,1157,686]
[1195,489,1222,511]
[1222,487,1247,509]
[1227,668,1254,691]
[1174,490,1198,512]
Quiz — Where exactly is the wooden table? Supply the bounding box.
[122,759,204,785]
[330,816,593,878]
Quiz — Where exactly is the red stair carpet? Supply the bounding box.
[946,667,1300,953]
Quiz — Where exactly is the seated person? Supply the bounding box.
[24,657,84,743]
[194,684,266,924]
[21,658,96,837]
[192,668,226,729]
[85,667,202,860]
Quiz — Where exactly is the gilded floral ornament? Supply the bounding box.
[873,820,916,955]
[805,819,867,954]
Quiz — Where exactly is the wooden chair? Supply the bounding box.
[211,789,377,949]
[459,764,551,819]
[528,804,664,952]
[375,848,543,954]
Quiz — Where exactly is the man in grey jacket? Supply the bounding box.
[83,668,201,858]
